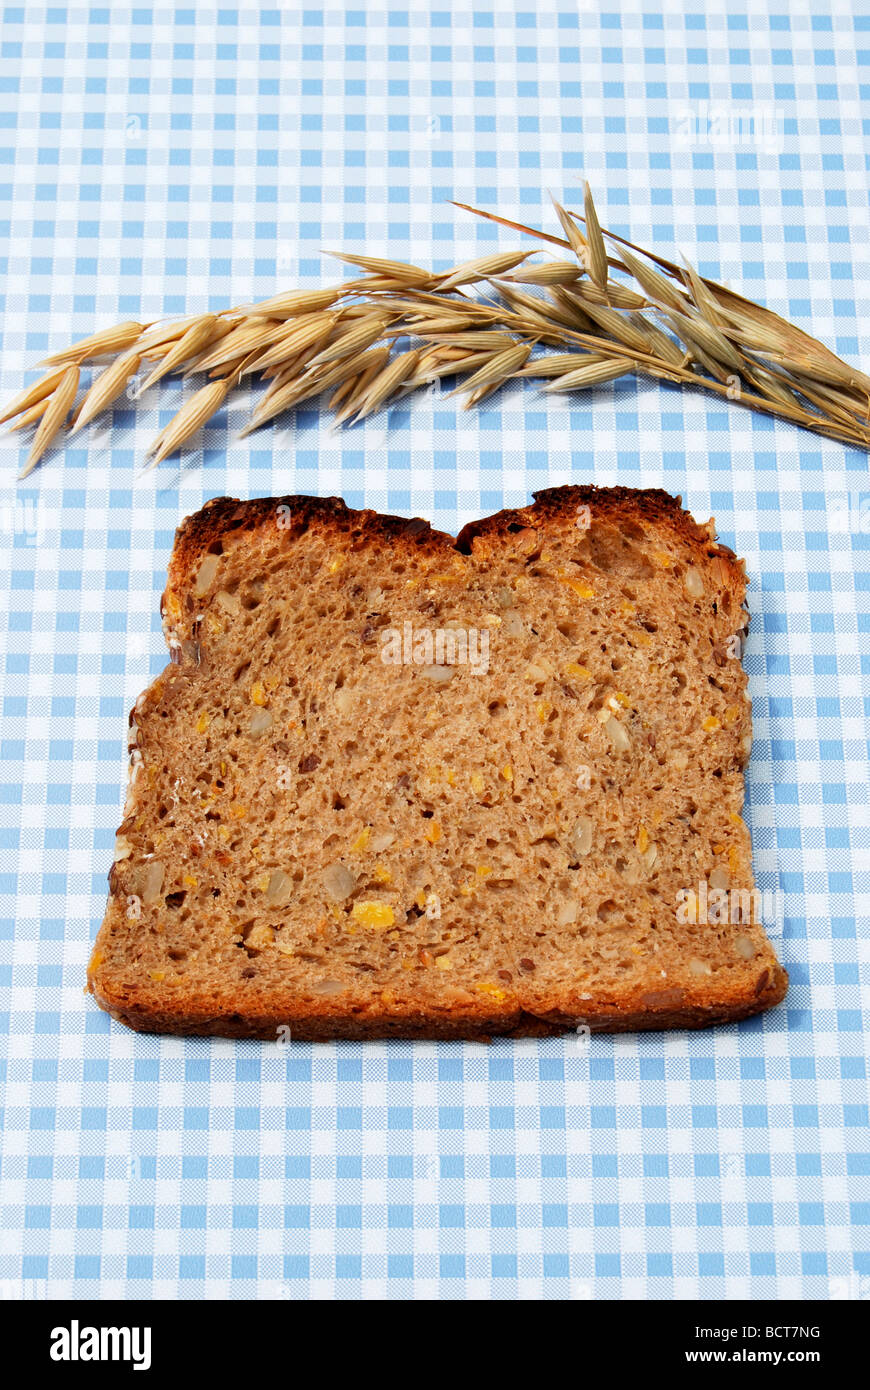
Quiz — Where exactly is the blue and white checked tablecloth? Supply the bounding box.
[0,0,868,1302]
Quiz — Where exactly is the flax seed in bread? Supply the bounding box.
[87,487,787,1038]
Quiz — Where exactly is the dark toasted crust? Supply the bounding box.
[92,963,788,1040]
[161,486,748,672]
[166,493,450,599]
[172,483,732,553]
[458,485,719,553]
[165,486,744,613]
[91,486,786,1041]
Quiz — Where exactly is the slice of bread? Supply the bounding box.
[88,487,787,1039]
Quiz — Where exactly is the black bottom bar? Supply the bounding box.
[0,1297,864,1375]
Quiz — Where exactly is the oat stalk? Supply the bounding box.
[5,186,870,474]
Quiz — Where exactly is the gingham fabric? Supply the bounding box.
[0,0,868,1302]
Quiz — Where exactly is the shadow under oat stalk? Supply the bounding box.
[5,184,870,476]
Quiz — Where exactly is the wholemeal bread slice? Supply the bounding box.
[88,486,787,1039]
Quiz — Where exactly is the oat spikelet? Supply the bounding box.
[550,196,588,262]
[137,316,220,394]
[239,383,308,436]
[616,245,689,314]
[69,349,142,436]
[327,376,363,418]
[139,341,175,364]
[680,256,722,327]
[627,313,686,369]
[535,287,597,331]
[40,322,145,367]
[193,320,290,374]
[241,312,336,374]
[463,382,504,409]
[600,281,648,310]
[7,397,51,431]
[495,289,576,336]
[423,331,516,353]
[335,302,385,322]
[377,293,497,322]
[742,366,802,412]
[19,364,80,477]
[238,379,314,435]
[137,316,208,355]
[662,310,745,374]
[301,345,390,397]
[582,183,608,289]
[145,378,231,468]
[515,352,607,378]
[762,351,870,396]
[246,287,341,319]
[242,347,391,436]
[791,374,869,428]
[406,349,498,388]
[0,365,69,424]
[580,301,654,355]
[330,352,398,426]
[308,314,394,367]
[326,252,431,285]
[392,314,481,336]
[179,320,240,377]
[351,349,421,421]
[437,250,532,292]
[542,358,634,393]
[256,341,322,388]
[500,260,583,287]
[448,343,531,398]
[570,278,646,311]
